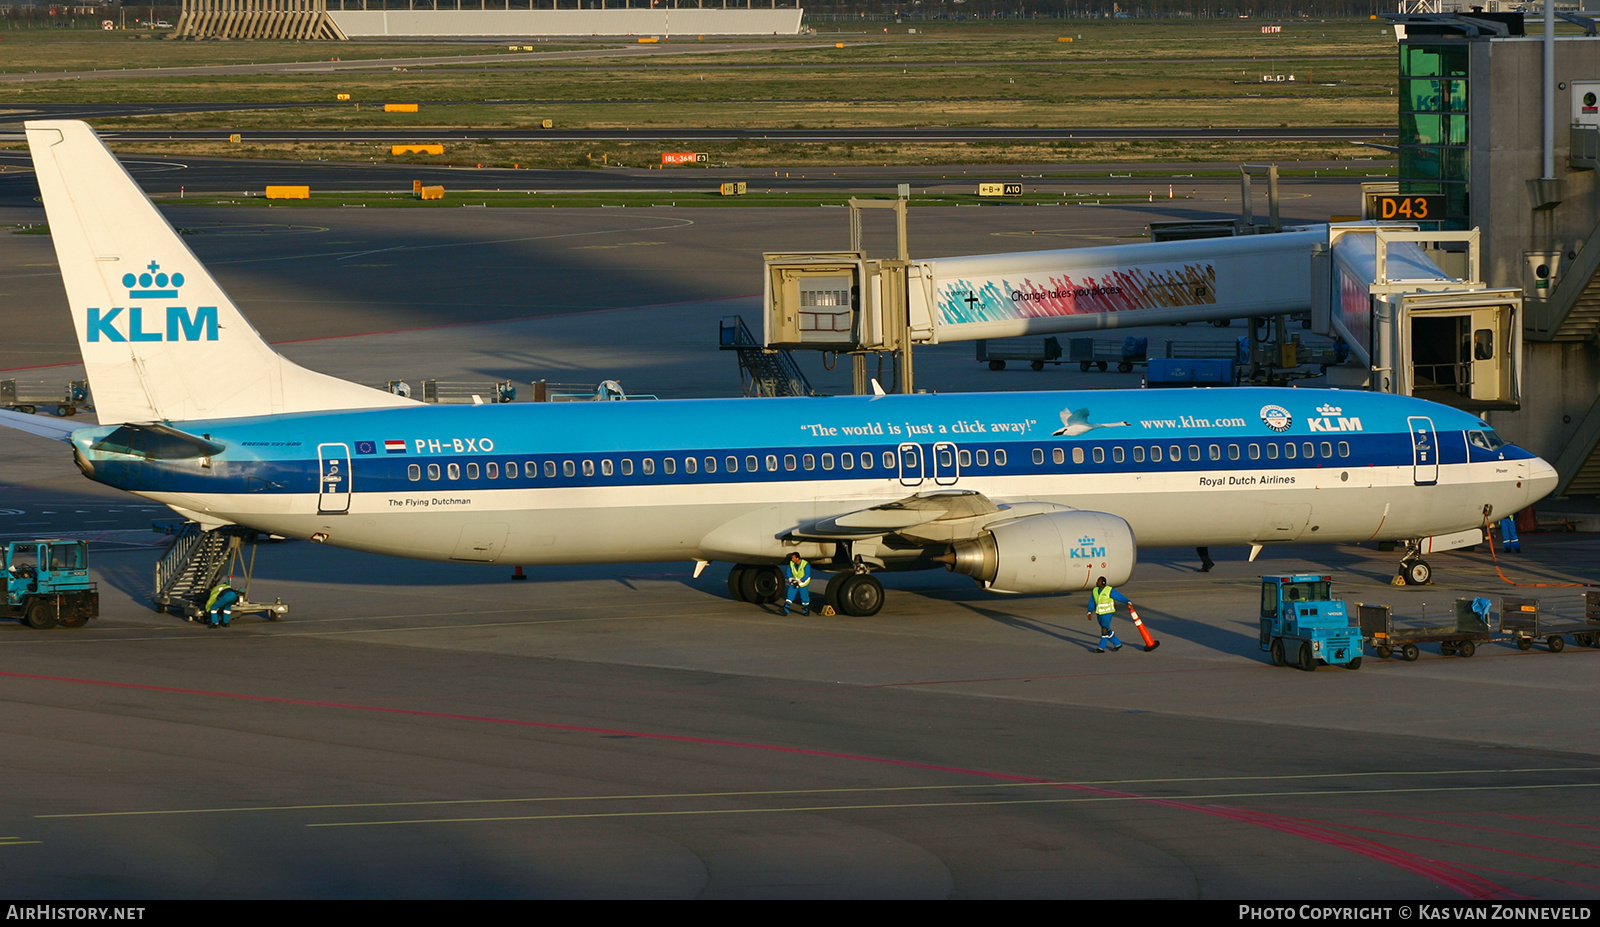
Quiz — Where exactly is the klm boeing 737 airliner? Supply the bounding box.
[0,121,1560,616]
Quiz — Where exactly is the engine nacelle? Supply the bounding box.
[944,511,1136,594]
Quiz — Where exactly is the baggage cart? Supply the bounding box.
[1,378,91,417]
[1359,598,1493,661]
[1499,594,1600,653]
[1067,336,1148,373]
[975,337,1064,371]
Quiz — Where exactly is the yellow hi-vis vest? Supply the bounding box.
[788,560,810,587]
[1093,586,1117,615]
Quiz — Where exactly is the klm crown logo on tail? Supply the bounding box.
[86,261,217,343]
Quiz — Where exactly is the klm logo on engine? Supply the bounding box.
[1070,535,1106,559]
[1307,403,1362,433]
[85,261,217,343]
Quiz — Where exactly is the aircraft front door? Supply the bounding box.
[898,443,924,487]
[932,442,959,486]
[1407,417,1438,486]
[317,443,351,514]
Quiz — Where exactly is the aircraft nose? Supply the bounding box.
[1525,455,1559,504]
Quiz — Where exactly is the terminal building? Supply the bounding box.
[173,0,803,40]
[1392,9,1600,497]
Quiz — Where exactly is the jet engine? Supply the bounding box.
[942,511,1136,594]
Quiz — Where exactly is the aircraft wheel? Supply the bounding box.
[1297,641,1316,671]
[1345,656,1362,670]
[1404,559,1432,585]
[1457,640,1476,658]
[24,601,55,630]
[825,573,848,614]
[1401,643,1420,662]
[836,573,884,618]
[727,565,750,602]
[1548,635,1565,653]
[1516,636,1533,651]
[988,360,1005,371]
[1269,638,1286,667]
[747,566,784,605]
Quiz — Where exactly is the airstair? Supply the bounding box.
[720,315,814,398]
[152,522,288,622]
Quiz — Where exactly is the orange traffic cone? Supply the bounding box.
[1127,605,1160,651]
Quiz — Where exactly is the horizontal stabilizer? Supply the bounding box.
[0,408,80,443]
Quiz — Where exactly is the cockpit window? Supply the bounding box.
[1468,430,1506,451]
[91,424,225,460]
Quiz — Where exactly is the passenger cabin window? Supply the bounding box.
[486,462,498,479]
[663,458,676,475]
[1052,448,1064,465]
[704,456,716,473]
[766,455,778,472]
[563,460,576,477]
[1266,444,1279,460]
[1132,446,1145,463]
[1169,445,1181,462]
[1338,441,1350,457]
[822,453,835,470]
[958,449,971,467]
[1112,447,1125,464]
[448,463,461,480]
[582,460,596,477]
[1320,442,1332,459]
[1092,447,1105,464]
[506,462,519,478]
[599,460,612,477]
[642,459,655,475]
[1072,447,1084,465]
[1302,442,1314,459]
[976,450,989,467]
[466,462,480,479]
[841,453,854,470]
[408,464,421,481]
[546,461,558,478]
[1187,445,1200,462]
[1283,443,1296,460]
[427,464,440,481]
[745,455,758,473]
[620,459,633,476]
[1208,445,1220,461]
[685,457,698,474]
[1033,448,1045,465]
[994,449,1007,466]
[1228,445,1240,461]
[726,456,738,473]
[1248,444,1260,460]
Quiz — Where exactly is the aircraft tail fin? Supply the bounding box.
[25,120,413,425]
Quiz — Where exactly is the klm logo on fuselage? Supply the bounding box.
[85,261,217,343]
[1307,403,1362,433]
[1070,535,1105,559]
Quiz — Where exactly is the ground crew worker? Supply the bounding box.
[205,580,240,628]
[1086,575,1132,652]
[783,552,812,616]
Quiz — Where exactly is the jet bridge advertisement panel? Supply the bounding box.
[920,230,1323,342]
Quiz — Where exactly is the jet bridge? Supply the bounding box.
[762,213,1522,410]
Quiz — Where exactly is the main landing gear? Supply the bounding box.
[726,563,885,617]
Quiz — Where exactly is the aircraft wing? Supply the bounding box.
[0,408,81,443]
[790,490,1076,544]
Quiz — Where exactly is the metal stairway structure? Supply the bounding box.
[1530,214,1600,496]
[152,523,288,621]
[720,315,814,398]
